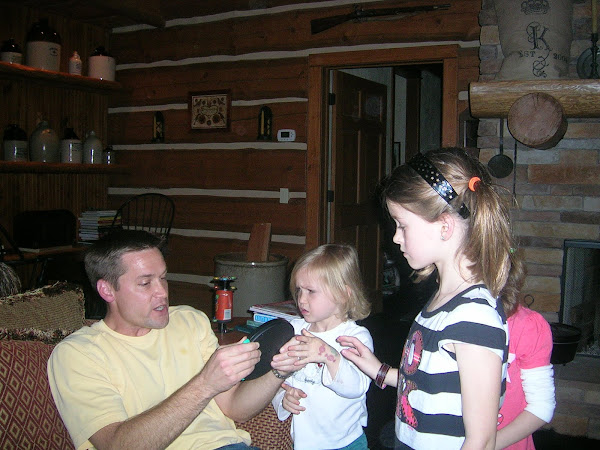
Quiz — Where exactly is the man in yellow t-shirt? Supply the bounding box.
[48,230,297,450]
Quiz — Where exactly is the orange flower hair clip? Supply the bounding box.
[468,176,481,192]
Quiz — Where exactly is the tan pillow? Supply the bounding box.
[0,282,85,333]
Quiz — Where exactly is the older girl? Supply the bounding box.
[339,147,524,449]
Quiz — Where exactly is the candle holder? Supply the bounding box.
[577,32,600,79]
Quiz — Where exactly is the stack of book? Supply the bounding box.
[78,210,118,243]
[249,300,301,323]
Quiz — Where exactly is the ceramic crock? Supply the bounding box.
[30,120,59,162]
[26,19,61,71]
[88,46,115,81]
[3,123,28,161]
[83,130,103,164]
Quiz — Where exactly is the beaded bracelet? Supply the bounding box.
[375,363,391,389]
[272,368,291,379]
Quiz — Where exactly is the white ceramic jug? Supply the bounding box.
[83,130,103,164]
[30,120,59,162]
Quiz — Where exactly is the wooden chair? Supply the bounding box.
[0,223,23,262]
[0,223,45,290]
[111,193,175,240]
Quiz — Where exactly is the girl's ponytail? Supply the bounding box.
[463,177,524,315]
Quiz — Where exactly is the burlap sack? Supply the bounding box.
[495,0,572,80]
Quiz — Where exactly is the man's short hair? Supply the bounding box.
[84,230,165,291]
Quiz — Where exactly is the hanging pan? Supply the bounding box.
[488,118,514,179]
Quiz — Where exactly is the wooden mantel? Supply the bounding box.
[469,80,600,118]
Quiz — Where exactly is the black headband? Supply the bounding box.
[408,153,470,219]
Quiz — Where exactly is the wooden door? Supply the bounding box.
[330,71,387,302]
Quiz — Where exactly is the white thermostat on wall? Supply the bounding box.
[277,129,296,142]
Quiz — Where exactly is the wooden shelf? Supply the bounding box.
[0,61,126,93]
[0,161,127,174]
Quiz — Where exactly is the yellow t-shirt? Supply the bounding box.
[47,305,250,449]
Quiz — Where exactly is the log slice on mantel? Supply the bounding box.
[507,92,567,149]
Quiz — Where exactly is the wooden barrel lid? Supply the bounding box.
[507,92,567,149]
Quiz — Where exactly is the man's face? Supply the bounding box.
[103,248,169,336]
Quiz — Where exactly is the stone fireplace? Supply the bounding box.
[477,0,600,322]
[476,0,600,439]
[561,239,600,354]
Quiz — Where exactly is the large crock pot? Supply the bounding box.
[550,323,582,365]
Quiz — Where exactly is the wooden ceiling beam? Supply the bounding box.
[85,0,165,27]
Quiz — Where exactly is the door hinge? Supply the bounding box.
[327,190,334,202]
[328,93,336,106]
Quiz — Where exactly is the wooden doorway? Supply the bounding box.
[307,46,459,312]
[329,71,386,297]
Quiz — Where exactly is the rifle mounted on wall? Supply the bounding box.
[311,3,451,35]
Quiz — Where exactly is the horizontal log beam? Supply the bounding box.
[87,0,165,27]
[107,195,306,235]
[112,0,480,64]
[469,80,600,118]
[108,103,307,145]
[166,234,303,276]
[111,149,306,191]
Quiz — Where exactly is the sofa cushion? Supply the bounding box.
[236,404,292,450]
[0,282,85,343]
[0,340,74,449]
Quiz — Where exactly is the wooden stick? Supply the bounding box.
[246,223,272,262]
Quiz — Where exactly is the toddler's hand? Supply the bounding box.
[289,329,339,366]
[281,383,307,415]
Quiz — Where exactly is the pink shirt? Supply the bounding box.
[497,305,553,450]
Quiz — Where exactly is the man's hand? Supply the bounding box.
[199,337,261,396]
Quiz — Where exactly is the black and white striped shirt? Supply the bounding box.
[395,285,508,449]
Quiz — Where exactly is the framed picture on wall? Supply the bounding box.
[189,90,231,131]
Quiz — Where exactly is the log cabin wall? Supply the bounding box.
[477,0,600,319]
[105,0,481,315]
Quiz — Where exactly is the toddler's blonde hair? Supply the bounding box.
[289,244,371,321]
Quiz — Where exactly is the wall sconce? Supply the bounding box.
[152,111,165,143]
[257,106,272,141]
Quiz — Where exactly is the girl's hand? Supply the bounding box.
[281,383,307,415]
[288,329,339,366]
[337,335,382,380]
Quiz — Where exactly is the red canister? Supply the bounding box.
[215,289,233,322]
[213,276,236,332]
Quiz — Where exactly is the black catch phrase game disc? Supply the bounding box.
[245,319,295,380]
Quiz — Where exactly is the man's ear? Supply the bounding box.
[97,279,116,303]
